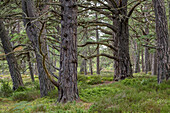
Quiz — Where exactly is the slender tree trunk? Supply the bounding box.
[22,0,54,97]
[80,58,87,75]
[144,46,149,74]
[85,28,93,75]
[152,52,157,75]
[27,52,34,82]
[0,20,24,90]
[134,42,140,73]
[141,48,144,72]
[152,0,169,83]
[58,0,79,103]
[96,13,100,75]
[88,46,93,75]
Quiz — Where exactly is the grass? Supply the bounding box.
[0,72,169,113]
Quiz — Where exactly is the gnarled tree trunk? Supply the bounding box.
[116,0,133,80]
[22,0,54,97]
[58,0,79,103]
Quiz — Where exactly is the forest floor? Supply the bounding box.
[0,72,169,113]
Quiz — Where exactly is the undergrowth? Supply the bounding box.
[0,73,169,113]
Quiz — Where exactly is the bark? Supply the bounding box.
[114,0,133,80]
[22,0,54,97]
[96,12,100,75]
[86,28,93,75]
[0,20,24,90]
[151,52,157,75]
[113,32,119,80]
[152,0,169,83]
[144,46,149,74]
[58,0,79,103]
[80,59,87,75]
[88,47,93,75]
[134,42,140,73]
[141,48,145,72]
[27,52,34,82]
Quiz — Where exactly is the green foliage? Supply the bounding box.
[12,90,40,101]
[0,73,169,113]
[0,80,13,97]
[14,86,27,92]
[80,86,120,102]
[87,75,103,85]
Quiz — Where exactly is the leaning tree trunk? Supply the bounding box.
[152,0,169,83]
[0,20,24,90]
[22,0,54,97]
[58,0,79,103]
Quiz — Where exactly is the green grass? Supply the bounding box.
[0,72,169,113]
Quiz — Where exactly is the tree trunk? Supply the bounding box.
[141,48,144,72]
[116,0,133,80]
[113,32,119,80]
[27,52,34,82]
[86,28,93,75]
[144,46,149,74]
[134,42,140,73]
[152,0,169,83]
[80,58,87,75]
[0,20,24,90]
[96,13,100,75]
[22,0,54,97]
[152,52,157,75]
[58,0,79,103]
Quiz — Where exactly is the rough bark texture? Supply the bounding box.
[153,0,169,83]
[0,20,24,90]
[58,0,79,103]
[113,32,119,80]
[22,0,54,97]
[115,0,133,80]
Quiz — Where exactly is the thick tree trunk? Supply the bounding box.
[0,20,24,90]
[27,52,34,82]
[116,1,133,80]
[58,0,79,103]
[113,32,119,80]
[22,0,54,97]
[152,0,169,83]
